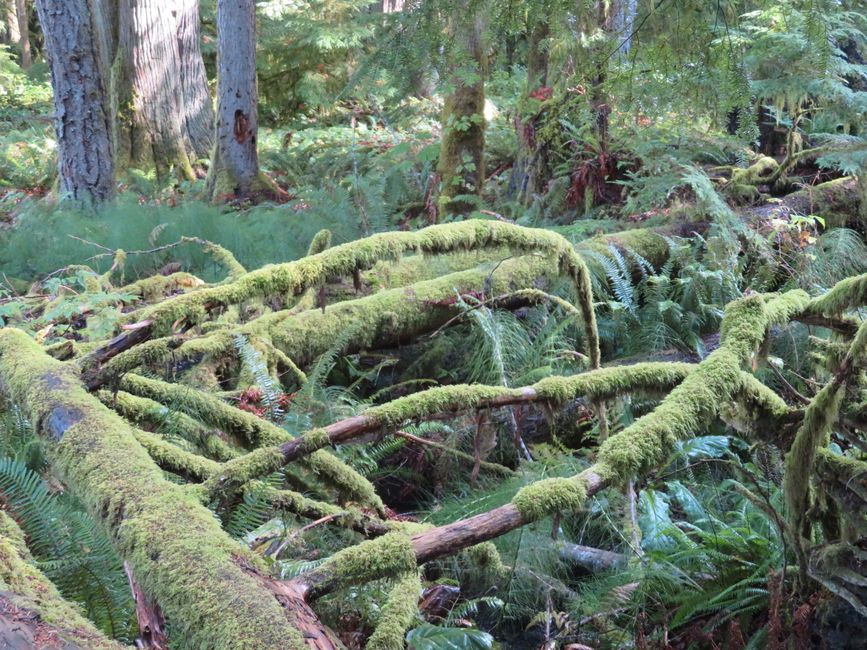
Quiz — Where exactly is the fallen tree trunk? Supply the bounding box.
[0,328,332,649]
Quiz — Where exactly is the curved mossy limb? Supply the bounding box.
[0,511,126,650]
[119,220,601,368]
[511,476,587,520]
[208,363,694,491]
[0,328,310,649]
[130,426,222,481]
[805,272,867,317]
[366,571,422,650]
[118,271,205,303]
[596,291,810,479]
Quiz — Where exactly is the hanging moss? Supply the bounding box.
[366,571,422,650]
[784,320,867,570]
[512,477,588,520]
[0,328,309,649]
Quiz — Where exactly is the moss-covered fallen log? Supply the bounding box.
[118,220,601,367]
[205,362,695,493]
[0,328,331,649]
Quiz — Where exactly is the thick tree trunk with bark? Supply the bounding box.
[112,0,213,181]
[35,0,115,204]
[437,2,487,217]
[207,0,265,200]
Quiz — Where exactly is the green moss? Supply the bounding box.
[578,228,670,270]
[120,220,601,369]
[0,328,308,649]
[117,376,382,510]
[181,236,247,280]
[204,447,286,495]
[131,427,222,480]
[512,477,587,520]
[806,273,867,316]
[326,533,416,590]
[307,229,333,256]
[101,390,242,461]
[366,571,422,650]
[119,271,204,302]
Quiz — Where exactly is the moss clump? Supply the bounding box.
[325,533,417,591]
[307,229,333,256]
[366,571,422,650]
[512,477,587,520]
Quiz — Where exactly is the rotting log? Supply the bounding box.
[0,328,331,650]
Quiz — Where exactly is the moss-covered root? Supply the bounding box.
[0,328,310,649]
[366,571,422,650]
[120,220,601,367]
[596,291,810,479]
[181,236,247,280]
[0,511,125,650]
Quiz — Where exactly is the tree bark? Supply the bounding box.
[112,0,213,181]
[35,0,116,205]
[207,0,264,200]
[437,1,487,217]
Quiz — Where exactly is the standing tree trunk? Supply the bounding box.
[207,0,267,200]
[3,0,20,46]
[3,0,31,68]
[510,18,550,204]
[112,0,213,181]
[437,1,487,217]
[14,0,30,68]
[35,0,115,205]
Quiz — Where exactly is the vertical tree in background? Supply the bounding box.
[437,0,487,217]
[207,0,264,200]
[34,0,115,204]
[510,11,550,204]
[112,0,213,181]
[3,0,31,68]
